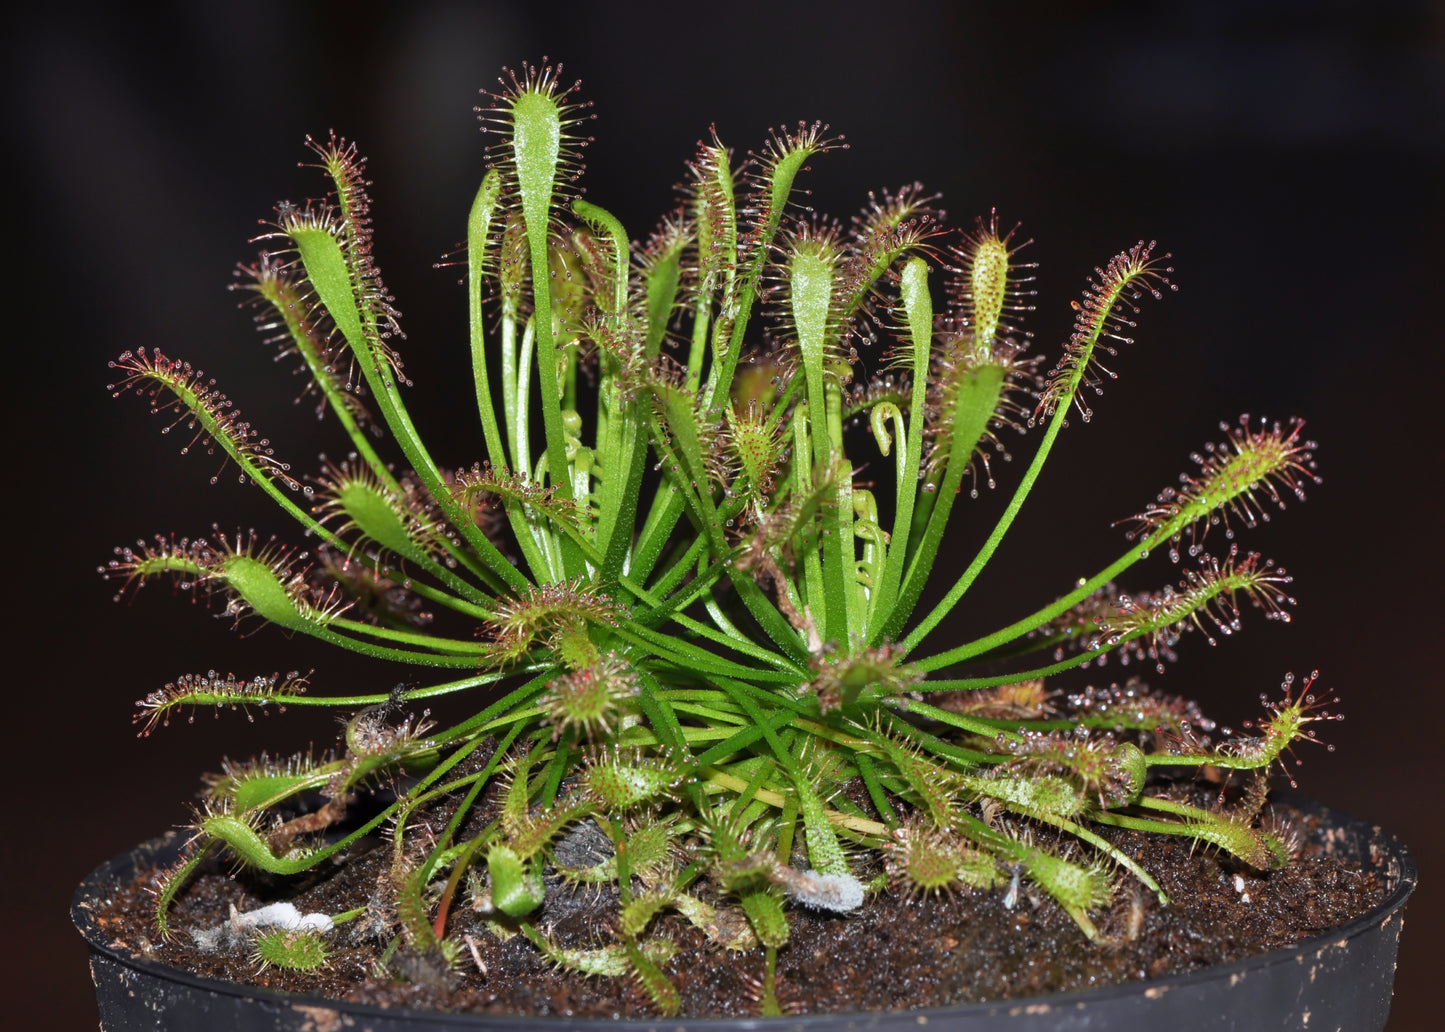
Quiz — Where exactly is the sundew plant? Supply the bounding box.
[107,62,1334,1014]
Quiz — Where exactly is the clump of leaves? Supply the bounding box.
[109,61,1335,1016]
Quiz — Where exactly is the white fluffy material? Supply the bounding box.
[192,902,335,951]
[231,901,335,933]
[774,867,866,913]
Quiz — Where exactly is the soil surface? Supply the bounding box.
[85,794,1389,1019]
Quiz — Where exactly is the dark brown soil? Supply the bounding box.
[87,799,1386,1019]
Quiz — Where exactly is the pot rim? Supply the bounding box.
[73,795,1416,1028]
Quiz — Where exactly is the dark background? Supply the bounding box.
[7,1,1441,1026]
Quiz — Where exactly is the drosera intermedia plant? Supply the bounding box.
[106,60,1337,1015]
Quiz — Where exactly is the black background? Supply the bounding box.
[7,2,1441,1027]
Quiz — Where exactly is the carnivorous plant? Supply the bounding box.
[106,61,1334,1014]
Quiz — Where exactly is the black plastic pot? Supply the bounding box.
[74,798,1415,1031]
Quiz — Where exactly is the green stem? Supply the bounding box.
[901,394,1071,652]
[911,520,1177,672]
[468,170,509,472]
[249,671,510,709]
[324,616,487,654]
[879,364,1006,641]
[868,259,933,637]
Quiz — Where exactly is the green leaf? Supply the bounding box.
[488,843,546,916]
[221,555,310,631]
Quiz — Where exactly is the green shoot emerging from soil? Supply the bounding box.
[108,62,1334,1014]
